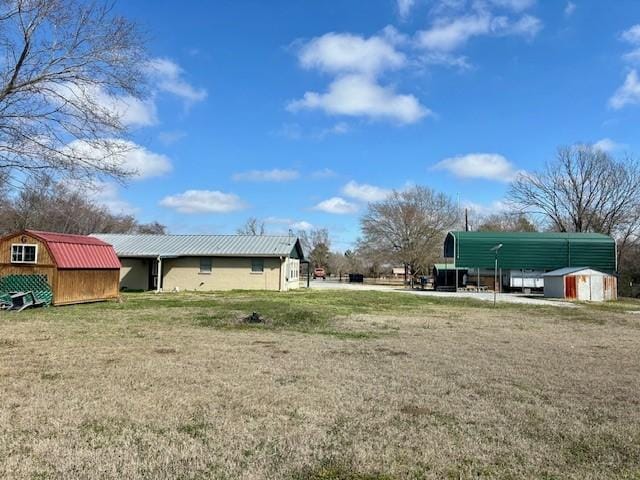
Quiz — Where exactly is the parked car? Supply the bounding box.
[313,267,326,280]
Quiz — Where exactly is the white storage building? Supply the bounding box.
[543,267,617,302]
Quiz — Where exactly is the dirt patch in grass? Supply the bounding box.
[153,347,177,354]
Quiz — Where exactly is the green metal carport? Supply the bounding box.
[444,231,617,273]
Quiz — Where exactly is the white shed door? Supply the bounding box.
[577,275,591,301]
[591,275,604,302]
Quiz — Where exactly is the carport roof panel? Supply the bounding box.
[444,231,616,272]
[90,234,303,259]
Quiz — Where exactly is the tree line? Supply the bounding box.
[0,175,166,236]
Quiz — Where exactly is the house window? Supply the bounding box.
[11,244,37,264]
[251,258,264,273]
[200,258,212,274]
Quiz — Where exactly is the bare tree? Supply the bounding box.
[508,145,640,265]
[0,0,147,184]
[236,217,266,235]
[326,250,349,278]
[477,212,538,232]
[136,221,167,234]
[360,186,459,280]
[298,228,330,268]
[0,175,165,235]
[509,146,640,235]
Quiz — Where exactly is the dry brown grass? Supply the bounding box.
[1,291,639,479]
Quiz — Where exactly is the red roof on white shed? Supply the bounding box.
[26,230,121,270]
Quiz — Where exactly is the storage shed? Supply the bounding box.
[0,230,121,305]
[543,267,617,302]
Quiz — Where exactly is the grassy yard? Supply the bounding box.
[1,290,639,479]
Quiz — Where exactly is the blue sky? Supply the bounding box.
[99,0,640,250]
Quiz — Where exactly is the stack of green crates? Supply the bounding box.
[0,274,53,307]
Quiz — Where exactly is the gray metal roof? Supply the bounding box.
[90,234,303,258]
[542,267,604,277]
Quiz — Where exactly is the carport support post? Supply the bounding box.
[156,257,162,293]
[494,255,497,307]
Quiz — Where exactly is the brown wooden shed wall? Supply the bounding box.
[0,233,55,266]
[0,232,120,305]
[54,269,120,305]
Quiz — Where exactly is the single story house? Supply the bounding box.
[0,230,121,305]
[91,234,304,292]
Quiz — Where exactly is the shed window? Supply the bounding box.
[200,258,212,274]
[11,244,37,264]
[251,258,264,273]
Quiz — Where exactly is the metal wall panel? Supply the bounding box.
[445,232,616,273]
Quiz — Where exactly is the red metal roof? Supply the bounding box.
[26,230,121,270]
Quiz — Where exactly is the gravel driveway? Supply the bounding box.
[307,279,575,307]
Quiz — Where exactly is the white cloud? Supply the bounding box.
[417,15,491,51]
[609,70,640,109]
[316,122,351,138]
[462,199,509,216]
[92,91,157,128]
[593,138,624,153]
[290,29,430,126]
[416,13,541,51]
[52,82,157,128]
[297,32,406,75]
[63,179,136,215]
[90,183,136,214]
[620,25,640,65]
[342,181,392,202]
[145,58,208,105]
[232,169,300,182]
[276,122,350,140]
[53,58,205,130]
[398,0,416,19]
[621,25,640,45]
[160,190,246,213]
[506,15,542,37]
[421,51,472,69]
[312,197,359,214]
[64,139,172,180]
[623,49,640,65]
[264,217,315,232]
[288,74,429,124]
[564,1,576,16]
[158,130,187,145]
[290,220,314,231]
[311,168,338,179]
[434,153,519,181]
[489,0,535,11]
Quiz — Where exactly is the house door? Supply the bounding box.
[149,260,158,290]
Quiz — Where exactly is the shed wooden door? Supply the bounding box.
[565,276,577,300]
